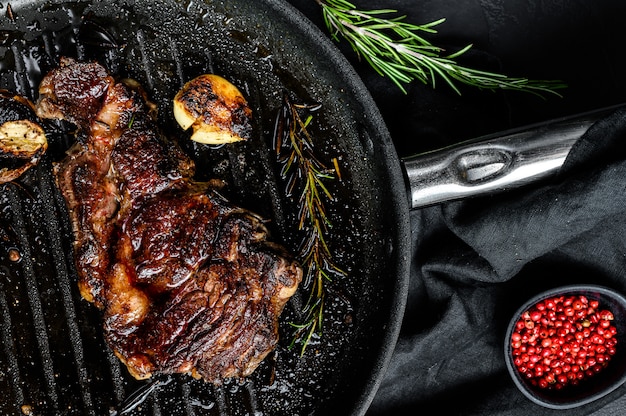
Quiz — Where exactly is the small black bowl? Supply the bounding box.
[504,284,626,409]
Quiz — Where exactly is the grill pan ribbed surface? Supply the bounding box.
[0,1,410,415]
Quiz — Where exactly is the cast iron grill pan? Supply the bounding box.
[0,1,410,415]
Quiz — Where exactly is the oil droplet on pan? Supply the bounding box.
[8,247,21,262]
[20,404,33,415]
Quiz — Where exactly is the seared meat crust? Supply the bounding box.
[37,58,302,382]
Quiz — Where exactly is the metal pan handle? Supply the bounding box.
[401,106,623,209]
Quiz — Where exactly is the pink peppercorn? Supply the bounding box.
[511,294,618,390]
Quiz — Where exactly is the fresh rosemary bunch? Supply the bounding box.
[274,95,345,355]
[316,0,566,96]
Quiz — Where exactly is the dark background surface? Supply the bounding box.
[286,1,626,415]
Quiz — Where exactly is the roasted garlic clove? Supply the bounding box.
[173,74,252,144]
[0,92,48,183]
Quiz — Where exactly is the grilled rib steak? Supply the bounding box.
[36,58,302,382]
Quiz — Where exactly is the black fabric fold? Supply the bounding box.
[443,107,626,280]
[368,104,626,416]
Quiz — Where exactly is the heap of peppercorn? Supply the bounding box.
[511,295,618,389]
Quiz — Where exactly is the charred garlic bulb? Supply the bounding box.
[173,74,252,144]
[0,91,48,183]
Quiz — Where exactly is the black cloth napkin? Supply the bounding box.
[286,0,626,414]
[368,107,626,416]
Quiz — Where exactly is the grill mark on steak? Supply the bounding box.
[36,57,302,383]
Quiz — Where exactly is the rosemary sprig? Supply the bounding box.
[273,94,345,355]
[316,0,566,96]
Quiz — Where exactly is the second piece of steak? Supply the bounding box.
[36,58,302,382]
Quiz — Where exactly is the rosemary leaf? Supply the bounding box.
[274,95,346,355]
[316,0,566,96]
